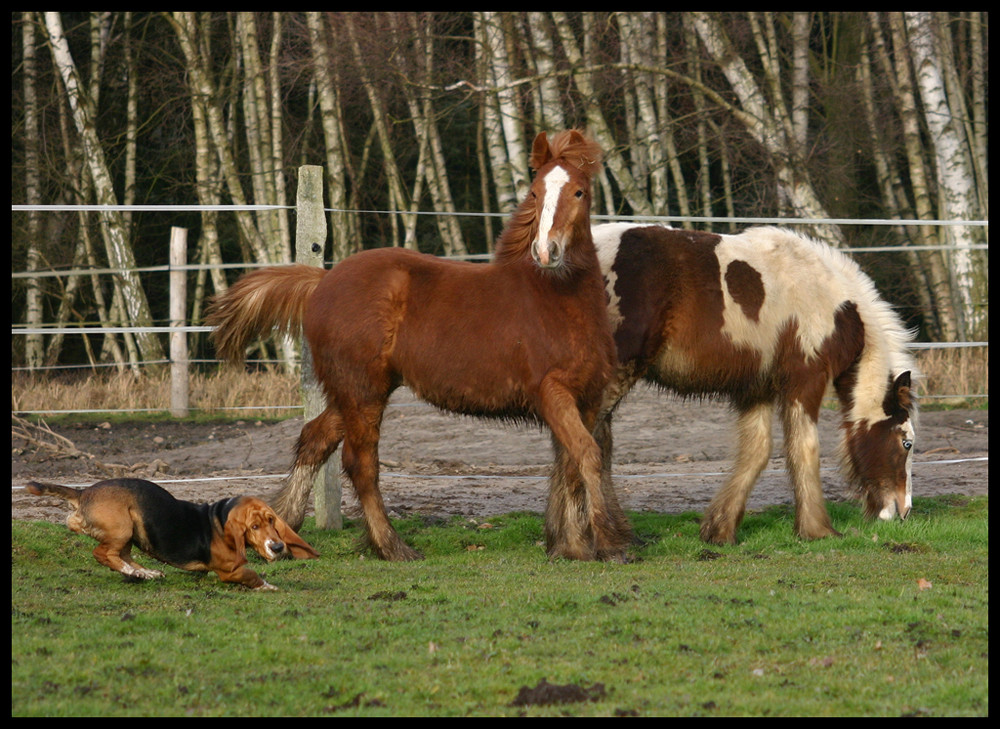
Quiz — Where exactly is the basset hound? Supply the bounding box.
[26,478,319,591]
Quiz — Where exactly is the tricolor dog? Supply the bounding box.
[26,478,319,590]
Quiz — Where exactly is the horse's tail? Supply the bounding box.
[206,265,327,363]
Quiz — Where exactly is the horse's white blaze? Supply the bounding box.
[881,417,916,520]
[534,166,570,265]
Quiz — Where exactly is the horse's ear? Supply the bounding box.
[530,132,552,171]
[889,371,914,413]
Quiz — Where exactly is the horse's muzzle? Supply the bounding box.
[531,238,564,268]
[877,487,911,521]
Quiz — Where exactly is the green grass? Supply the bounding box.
[11,496,988,717]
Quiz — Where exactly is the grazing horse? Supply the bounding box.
[206,130,632,562]
[554,223,918,545]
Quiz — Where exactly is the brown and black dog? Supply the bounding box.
[26,478,319,590]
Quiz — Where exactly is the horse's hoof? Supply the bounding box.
[546,544,596,562]
[379,544,424,562]
[596,548,631,564]
[798,526,842,541]
[699,525,738,546]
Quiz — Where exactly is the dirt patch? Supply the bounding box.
[12,385,988,525]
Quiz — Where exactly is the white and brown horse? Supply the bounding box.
[556,223,918,545]
[207,131,632,562]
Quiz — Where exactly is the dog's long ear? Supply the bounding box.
[274,516,320,559]
[222,507,251,567]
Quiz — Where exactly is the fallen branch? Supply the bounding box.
[11,415,94,461]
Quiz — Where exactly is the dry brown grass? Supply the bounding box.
[10,347,987,419]
[914,346,989,407]
[11,367,303,419]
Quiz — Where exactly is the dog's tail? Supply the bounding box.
[205,264,327,363]
[26,481,82,506]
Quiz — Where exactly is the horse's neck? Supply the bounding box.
[841,343,892,426]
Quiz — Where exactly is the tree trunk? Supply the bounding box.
[21,13,44,370]
[169,12,270,264]
[43,12,164,364]
[305,12,355,261]
[690,12,842,245]
[905,11,987,340]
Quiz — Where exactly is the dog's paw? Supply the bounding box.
[254,581,279,591]
[122,565,165,580]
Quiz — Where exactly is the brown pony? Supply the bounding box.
[559,223,918,545]
[206,130,632,562]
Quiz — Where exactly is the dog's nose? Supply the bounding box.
[272,541,285,554]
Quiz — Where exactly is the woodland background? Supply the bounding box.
[10,12,988,372]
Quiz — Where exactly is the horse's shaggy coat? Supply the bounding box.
[207,130,632,562]
[563,223,918,544]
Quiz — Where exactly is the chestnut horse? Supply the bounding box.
[555,223,918,545]
[206,130,632,562]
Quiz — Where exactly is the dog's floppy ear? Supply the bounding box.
[274,515,320,559]
[222,510,250,566]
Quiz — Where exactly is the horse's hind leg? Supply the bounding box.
[272,408,344,531]
[341,405,422,562]
[782,401,840,540]
[701,402,774,545]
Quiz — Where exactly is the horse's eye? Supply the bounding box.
[902,439,913,451]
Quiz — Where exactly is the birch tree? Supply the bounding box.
[43,11,163,365]
[20,14,44,370]
[305,12,356,261]
[905,11,988,340]
[168,12,271,264]
[388,13,468,255]
[477,12,529,211]
[689,12,842,245]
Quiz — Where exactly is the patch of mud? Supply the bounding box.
[12,385,988,524]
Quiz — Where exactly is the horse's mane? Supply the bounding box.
[494,130,603,266]
[747,227,919,422]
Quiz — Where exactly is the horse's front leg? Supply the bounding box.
[700,403,774,544]
[782,402,840,540]
[540,378,631,561]
[342,408,422,562]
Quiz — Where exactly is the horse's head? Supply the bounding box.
[842,370,918,521]
[521,130,603,270]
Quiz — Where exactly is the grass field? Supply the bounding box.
[11,495,988,717]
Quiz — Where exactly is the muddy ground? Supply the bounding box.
[12,385,988,526]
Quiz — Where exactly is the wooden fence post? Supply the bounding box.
[295,165,342,530]
[169,226,189,417]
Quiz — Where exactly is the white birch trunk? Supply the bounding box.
[43,12,164,364]
[551,11,651,216]
[21,14,44,370]
[481,12,530,203]
[690,12,842,245]
[305,12,355,261]
[475,13,518,214]
[905,11,987,339]
[169,12,270,264]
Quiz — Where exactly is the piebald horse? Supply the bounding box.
[207,130,633,562]
[554,223,918,545]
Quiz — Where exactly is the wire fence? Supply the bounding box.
[11,203,989,414]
